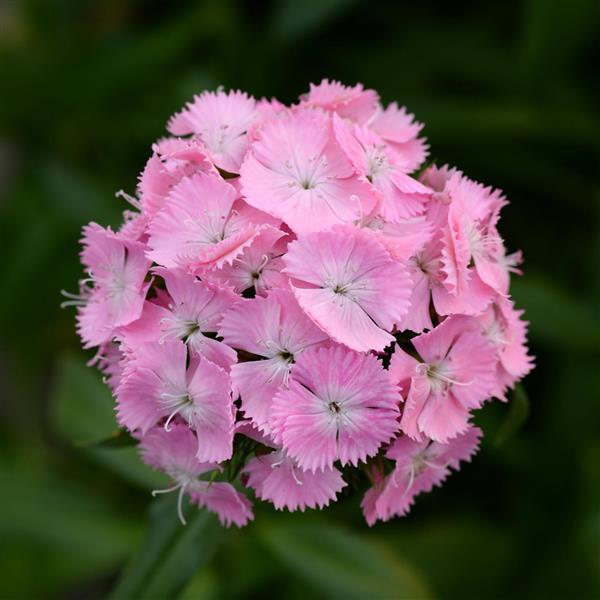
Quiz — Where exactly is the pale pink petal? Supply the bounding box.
[240,109,374,235]
[187,357,234,463]
[244,451,346,511]
[301,79,379,124]
[270,346,400,472]
[284,228,411,351]
[190,481,254,527]
[147,172,260,272]
[167,89,257,173]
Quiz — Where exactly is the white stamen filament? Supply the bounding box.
[115,189,141,210]
[151,482,188,525]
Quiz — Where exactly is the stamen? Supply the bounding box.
[290,466,303,486]
[115,189,141,209]
[177,485,187,526]
[151,482,188,526]
[164,407,181,432]
[151,482,181,496]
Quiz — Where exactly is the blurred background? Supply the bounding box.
[1,0,599,598]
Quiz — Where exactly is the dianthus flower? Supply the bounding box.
[65,80,532,527]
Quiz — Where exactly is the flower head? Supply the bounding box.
[65,80,533,528]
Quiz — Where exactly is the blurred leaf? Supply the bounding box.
[511,275,600,350]
[271,0,359,41]
[179,569,218,600]
[50,353,166,489]
[519,0,600,80]
[40,160,120,227]
[379,517,515,597]
[0,461,141,595]
[82,429,137,449]
[494,384,531,446]
[110,496,223,600]
[260,520,431,599]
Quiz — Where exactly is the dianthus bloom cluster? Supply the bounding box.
[65,80,533,527]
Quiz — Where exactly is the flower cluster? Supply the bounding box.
[65,80,533,527]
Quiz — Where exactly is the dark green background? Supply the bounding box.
[1,1,598,598]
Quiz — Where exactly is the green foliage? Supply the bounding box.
[259,520,432,599]
[110,496,223,600]
[1,0,598,598]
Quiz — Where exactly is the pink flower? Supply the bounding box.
[478,297,534,398]
[270,346,400,472]
[167,89,257,173]
[140,425,253,527]
[116,340,234,462]
[359,213,433,262]
[147,172,262,272]
[66,80,533,528]
[333,114,432,221]
[283,228,411,351]
[367,102,429,173]
[362,427,481,524]
[240,108,374,235]
[244,449,346,512]
[119,267,238,371]
[300,79,379,124]
[219,289,329,431]
[204,226,290,296]
[74,223,151,348]
[137,138,214,220]
[390,316,497,442]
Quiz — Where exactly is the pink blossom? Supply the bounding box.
[362,427,481,524]
[270,345,400,472]
[204,226,290,296]
[478,297,534,398]
[74,223,151,348]
[140,425,253,527]
[116,340,234,462]
[244,450,346,512]
[137,138,214,220]
[118,268,238,371]
[66,80,533,527]
[300,79,379,124]
[240,108,374,235]
[147,172,262,272]
[219,289,329,431]
[390,316,497,442]
[368,102,429,172]
[283,228,411,351]
[333,114,432,220]
[167,89,257,173]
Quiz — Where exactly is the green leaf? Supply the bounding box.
[0,461,142,595]
[179,569,219,600]
[270,0,358,41]
[260,519,431,599]
[81,429,138,449]
[110,496,224,600]
[511,275,600,350]
[494,384,531,446]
